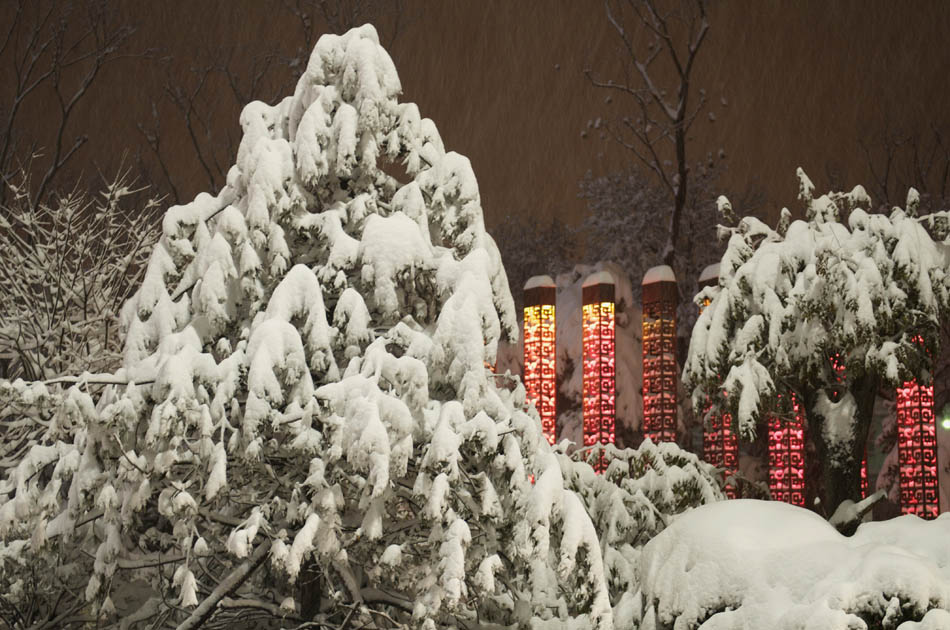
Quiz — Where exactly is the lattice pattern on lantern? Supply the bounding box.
[897,379,939,519]
[768,396,806,506]
[523,276,557,445]
[642,265,678,444]
[582,272,616,472]
[703,412,738,498]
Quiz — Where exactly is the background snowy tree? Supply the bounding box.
[685,169,950,522]
[492,213,578,312]
[0,26,723,630]
[849,124,950,513]
[579,0,762,455]
[577,163,744,346]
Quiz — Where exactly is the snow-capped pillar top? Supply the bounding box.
[642,265,676,312]
[582,270,615,304]
[642,264,676,286]
[697,263,720,290]
[524,274,556,307]
[582,270,615,287]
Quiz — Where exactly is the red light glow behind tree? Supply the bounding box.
[697,264,737,497]
[582,272,616,472]
[768,395,806,507]
[642,265,678,444]
[523,276,557,445]
[703,413,738,498]
[829,353,869,499]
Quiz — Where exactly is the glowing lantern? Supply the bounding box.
[768,395,806,507]
[523,276,557,445]
[642,265,678,444]
[703,413,738,498]
[897,379,939,518]
[697,264,737,497]
[582,271,616,471]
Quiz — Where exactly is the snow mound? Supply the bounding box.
[638,500,950,629]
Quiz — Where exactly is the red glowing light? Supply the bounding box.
[768,396,806,507]
[897,379,939,519]
[861,454,868,499]
[703,412,738,498]
[697,266,736,497]
[830,353,870,500]
[582,277,616,472]
[524,281,557,445]
[642,266,678,444]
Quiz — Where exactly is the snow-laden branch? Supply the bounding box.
[176,540,272,630]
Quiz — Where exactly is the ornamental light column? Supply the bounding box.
[642,265,678,444]
[582,271,616,472]
[523,276,557,445]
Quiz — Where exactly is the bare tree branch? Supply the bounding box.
[588,0,711,268]
[0,0,136,206]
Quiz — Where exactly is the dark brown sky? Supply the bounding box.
[9,1,950,230]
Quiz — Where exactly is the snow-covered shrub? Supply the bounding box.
[0,172,161,380]
[685,170,950,518]
[635,500,950,630]
[0,26,722,630]
[562,438,724,624]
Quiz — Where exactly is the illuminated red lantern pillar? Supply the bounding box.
[523,276,557,445]
[897,379,939,518]
[698,264,737,498]
[642,265,678,444]
[768,395,806,507]
[582,271,616,471]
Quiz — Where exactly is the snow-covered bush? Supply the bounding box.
[0,171,161,380]
[635,500,950,629]
[564,439,723,611]
[0,26,723,630]
[685,169,950,518]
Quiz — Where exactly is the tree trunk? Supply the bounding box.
[662,106,689,268]
[807,375,878,520]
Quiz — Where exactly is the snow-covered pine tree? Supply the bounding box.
[0,25,675,630]
[685,168,950,522]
